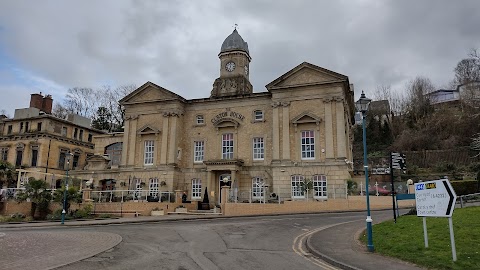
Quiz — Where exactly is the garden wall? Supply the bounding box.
[223,196,415,216]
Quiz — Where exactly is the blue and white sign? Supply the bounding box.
[415,179,457,217]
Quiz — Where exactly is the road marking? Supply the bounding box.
[292,221,357,270]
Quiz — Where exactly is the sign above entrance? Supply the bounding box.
[415,179,457,217]
[211,111,245,123]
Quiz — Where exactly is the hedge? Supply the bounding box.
[450,180,479,196]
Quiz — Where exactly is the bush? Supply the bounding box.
[347,180,358,195]
[451,180,479,195]
[46,209,64,221]
[403,207,417,216]
[73,204,93,219]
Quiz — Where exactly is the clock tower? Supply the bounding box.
[211,29,253,97]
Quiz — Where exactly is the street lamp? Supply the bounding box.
[355,91,374,252]
[61,152,73,225]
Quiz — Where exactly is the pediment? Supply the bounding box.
[291,112,322,125]
[266,62,347,91]
[212,118,240,128]
[137,125,160,135]
[119,81,186,104]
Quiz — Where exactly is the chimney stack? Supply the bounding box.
[30,93,54,114]
[30,93,43,110]
[42,94,53,114]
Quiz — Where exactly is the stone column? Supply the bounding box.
[207,171,215,203]
[324,98,334,158]
[168,114,178,164]
[335,97,347,158]
[82,188,92,202]
[127,116,138,165]
[281,101,291,160]
[160,114,169,164]
[272,102,280,160]
[121,118,130,166]
[221,186,229,204]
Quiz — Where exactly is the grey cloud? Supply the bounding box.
[1,0,480,115]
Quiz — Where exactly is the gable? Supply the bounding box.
[266,62,347,91]
[291,112,322,125]
[137,125,160,135]
[119,82,185,104]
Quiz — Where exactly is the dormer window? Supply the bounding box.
[254,110,264,121]
[196,115,205,125]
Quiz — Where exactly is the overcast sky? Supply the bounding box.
[0,0,479,116]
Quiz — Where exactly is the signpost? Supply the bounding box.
[415,179,458,261]
[390,152,406,223]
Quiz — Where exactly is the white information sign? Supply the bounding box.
[415,179,457,217]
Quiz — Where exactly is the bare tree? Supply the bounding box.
[454,58,480,85]
[64,87,101,118]
[54,84,136,131]
[373,85,407,116]
[52,103,72,119]
[405,76,435,125]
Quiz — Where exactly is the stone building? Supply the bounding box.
[73,29,356,205]
[0,93,104,188]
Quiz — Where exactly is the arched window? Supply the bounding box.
[105,143,122,166]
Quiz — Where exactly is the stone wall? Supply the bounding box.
[223,196,415,216]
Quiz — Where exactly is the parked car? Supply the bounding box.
[372,186,392,195]
[360,186,393,196]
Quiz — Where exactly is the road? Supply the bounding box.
[1,211,396,270]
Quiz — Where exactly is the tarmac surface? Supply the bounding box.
[0,212,425,270]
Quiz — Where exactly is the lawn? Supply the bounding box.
[361,207,480,270]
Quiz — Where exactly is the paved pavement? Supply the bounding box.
[306,216,424,270]
[0,213,425,270]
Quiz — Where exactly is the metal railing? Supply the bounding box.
[0,188,58,201]
[458,192,480,208]
[89,190,175,203]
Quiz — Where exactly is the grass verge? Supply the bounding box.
[361,207,480,269]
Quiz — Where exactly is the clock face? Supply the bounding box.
[244,65,249,75]
[225,61,236,72]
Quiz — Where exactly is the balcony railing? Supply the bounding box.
[90,190,175,203]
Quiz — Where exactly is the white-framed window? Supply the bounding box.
[149,177,159,197]
[196,115,205,125]
[134,178,142,200]
[144,140,154,165]
[254,110,264,121]
[192,178,202,199]
[252,177,264,198]
[291,175,305,198]
[194,141,204,163]
[301,130,315,160]
[222,133,234,159]
[313,175,327,198]
[253,137,264,160]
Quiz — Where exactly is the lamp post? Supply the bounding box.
[61,152,73,225]
[355,91,374,252]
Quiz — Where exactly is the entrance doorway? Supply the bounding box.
[218,174,231,204]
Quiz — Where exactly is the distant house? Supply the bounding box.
[427,89,460,105]
[0,93,104,188]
